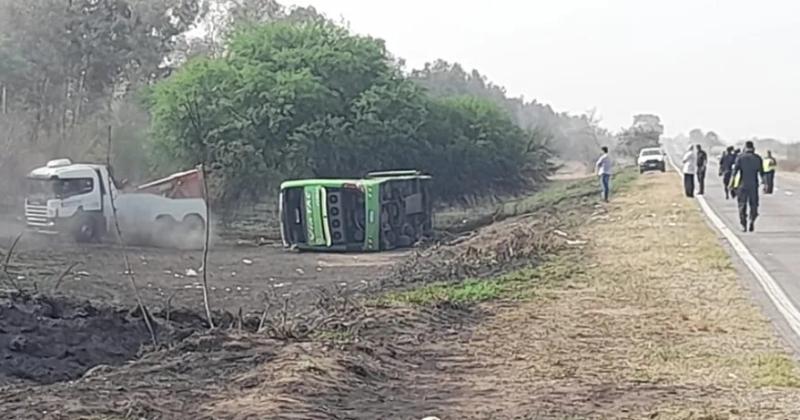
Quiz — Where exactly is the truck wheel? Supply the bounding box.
[74,213,98,243]
[182,214,206,250]
[183,214,205,235]
[155,216,176,237]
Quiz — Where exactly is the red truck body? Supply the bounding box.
[135,168,204,199]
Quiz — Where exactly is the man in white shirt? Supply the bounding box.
[682,144,697,197]
[595,146,612,202]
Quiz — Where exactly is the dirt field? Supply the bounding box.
[0,167,601,316]
[0,220,407,314]
[3,171,800,419]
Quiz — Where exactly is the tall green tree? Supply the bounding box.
[149,21,553,204]
[411,59,610,168]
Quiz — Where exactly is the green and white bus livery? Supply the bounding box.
[279,171,433,252]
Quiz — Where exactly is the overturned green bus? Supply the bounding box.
[279,171,433,252]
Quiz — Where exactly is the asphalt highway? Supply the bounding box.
[664,140,800,343]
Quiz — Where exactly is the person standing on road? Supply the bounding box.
[595,146,613,202]
[763,150,777,194]
[732,141,765,232]
[682,144,697,197]
[696,145,708,195]
[719,146,736,200]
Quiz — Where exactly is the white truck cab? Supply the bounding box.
[25,159,208,248]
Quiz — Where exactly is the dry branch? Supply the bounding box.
[51,262,79,292]
[200,163,215,329]
[1,232,24,292]
[106,126,157,346]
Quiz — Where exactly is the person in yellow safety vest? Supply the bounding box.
[731,171,741,192]
[763,150,777,194]
[729,148,741,199]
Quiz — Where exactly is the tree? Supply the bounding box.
[689,128,705,146]
[0,0,207,149]
[617,114,664,156]
[411,59,608,168]
[173,0,326,61]
[149,21,553,204]
[150,22,405,202]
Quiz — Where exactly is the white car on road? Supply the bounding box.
[637,147,667,173]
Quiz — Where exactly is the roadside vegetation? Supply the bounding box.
[393,172,800,417]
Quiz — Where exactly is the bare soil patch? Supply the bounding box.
[0,229,400,315]
[0,291,201,386]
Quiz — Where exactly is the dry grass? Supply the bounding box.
[424,172,800,418]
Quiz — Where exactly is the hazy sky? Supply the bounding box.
[290,0,800,141]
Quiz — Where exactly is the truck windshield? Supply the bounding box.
[641,150,662,156]
[26,177,94,201]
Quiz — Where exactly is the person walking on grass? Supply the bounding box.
[595,146,612,202]
[732,141,764,232]
[719,146,736,200]
[763,150,777,194]
[696,144,708,195]
[682,144,697,197]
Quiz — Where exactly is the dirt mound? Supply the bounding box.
[388,213,567,289]
[0,292,199,385]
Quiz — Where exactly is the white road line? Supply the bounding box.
[665,150,800,336]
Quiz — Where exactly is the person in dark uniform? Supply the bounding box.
[719,146,736,200]
[732,141,764,232]
[696,145,708,195]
